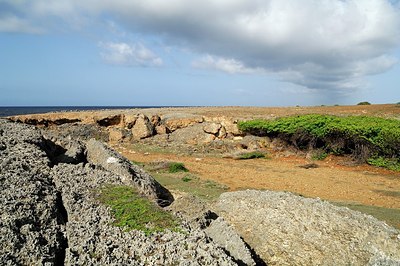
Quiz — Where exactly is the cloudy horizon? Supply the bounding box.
[1,0,399,106]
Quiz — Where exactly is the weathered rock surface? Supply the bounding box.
[0,119,244,265]
[85,138,174,207]
[168,123,216,145]
[203,122,222,135]
[131,114,154,140]
[162,113,204,132]
[206,217,256,266]
[215,190,400,266]
[0,120,67,265]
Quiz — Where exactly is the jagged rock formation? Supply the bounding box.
[85,139,173,206]
[0,119,253,265]
[9,112,243,144]
[215,190,400,266]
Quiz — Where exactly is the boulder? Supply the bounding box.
[203,123,222,135]
[85,139,173,206]
[155,124,169,135]
[108,127,125,142]
[215,190,400,266]
[162,113,204,132]
[123,114,138,129]
[168,124,216,145]
[218,126,227,139]
[151,114,161,127]
[131,114,154,140]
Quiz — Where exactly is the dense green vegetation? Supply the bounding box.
[98,185,180,236]
[238,115,400,169]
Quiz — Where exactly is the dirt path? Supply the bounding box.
[117,148,400,209]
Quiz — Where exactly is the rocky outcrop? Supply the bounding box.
[85,138,173,207]
[0,119,247,265]
[0,120,67,265]
[215,190,400,266]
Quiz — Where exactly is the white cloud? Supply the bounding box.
[192,55,262,74]
[99,42,163,67]
[2,0,400,91]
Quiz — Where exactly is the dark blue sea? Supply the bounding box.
[0,106,165,117]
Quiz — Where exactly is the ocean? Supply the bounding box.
[0,106,162,117]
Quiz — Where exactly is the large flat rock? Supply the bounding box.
[214,190,400,266]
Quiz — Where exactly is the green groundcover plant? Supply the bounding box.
[97,185,180,236]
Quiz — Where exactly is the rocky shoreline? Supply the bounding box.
[1,117,400,265]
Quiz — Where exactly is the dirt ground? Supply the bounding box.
[117,147,400,210]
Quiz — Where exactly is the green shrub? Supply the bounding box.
[238,151,265,160]
[168,162,189,173]
[238,115,400,166]
[97,185,180,236]
[357,101,371,105]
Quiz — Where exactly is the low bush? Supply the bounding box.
[168,162,189,173]
[357,101,371,105]
[97,185,180,236]
[238,115,400,168]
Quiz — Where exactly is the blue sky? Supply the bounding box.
[1,0,400,107]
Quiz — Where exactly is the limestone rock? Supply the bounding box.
[108,127,125,142]
[85,139,173,206]
[162,113,204,132]
[203,123,222,135]
[221,118,241,136]
[131,114,154,140]
[155,124,169,135]
[151,114,161,127]
[205,217,256,266]
[123,114,137,129]
[168,124,216,145]
[215,190,400,266]
[218,126,227,139]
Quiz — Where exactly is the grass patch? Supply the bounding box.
[131,160,145,167]
[333,202,400,230]
[181,176,192,182]
[168,162,189,173]
[153,173,228,201]
[238,115,400,169]
[238,151,265,160]
[97,185,180,236]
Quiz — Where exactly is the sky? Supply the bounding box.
[0,0,400,107]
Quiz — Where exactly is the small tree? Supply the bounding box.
[357,101,371,105]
